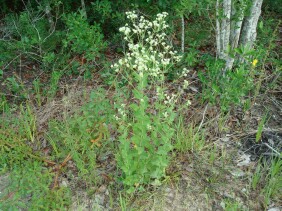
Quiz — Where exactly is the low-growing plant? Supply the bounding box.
[184,47,199,67]
[0,117,28,168]
[0,94,9,113]
[262,158,282,206]
[47,70,62,99]
[174,117,205,153]
[47,88,113,183]
[0,67,3,78]
[250,157,282,207]
[5,76,24,96]
[251,162,262,190]
[112,11,190,192]
[198,55,254,111]
[119,192,129,211]
[208,145,218,165]
[0,161,71,210]
[0,106,39,168]
[19,104,37,143]
[32,79,42,106]
[255,113,268,142]
[221,199,242,211]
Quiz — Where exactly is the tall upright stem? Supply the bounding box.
[181,15,185,53]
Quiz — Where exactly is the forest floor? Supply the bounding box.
[2,63,281,210]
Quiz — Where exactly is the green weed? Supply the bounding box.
[0,106,39,167]
[256,114,268,142]
[251,158,282,207]
[221,199,242,211]
[262,158,282,206]
[0,107,72,209]
[0,7,62,70]
[174,117,205,153]
[0,94,9,113]
[47,88,113,183]
[0,161,71,210]
[119,192,129,211]
[47,70,62,99]
[32,79,42,106]
[20,104,37,143]
[199,56,254,111]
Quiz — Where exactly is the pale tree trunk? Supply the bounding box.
[181,15,185,53]
[216,0,221,57]
[216,0,263,72]
[240,0,263,48]
[45,3,55,32]
[222,0,232,58]
[81,0,87,19]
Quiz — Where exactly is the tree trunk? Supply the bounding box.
[81,0,87,19]
[45,3,55,32]
[181,15,185,53]
[239,0,263,48]
[216,0,263,72]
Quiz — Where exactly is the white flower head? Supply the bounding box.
[186,100,191,106]
[183,80,189,89]
[113,11,181,81]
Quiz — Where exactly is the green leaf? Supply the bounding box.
[130,103,139,111]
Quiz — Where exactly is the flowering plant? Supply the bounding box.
[113,11,190,192]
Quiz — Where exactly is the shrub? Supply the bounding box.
[62,11,107,61]
[0,10,61,69]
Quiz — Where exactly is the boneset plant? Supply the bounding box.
[112,11,190,192]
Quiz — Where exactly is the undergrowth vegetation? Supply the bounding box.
[0,0,281,210]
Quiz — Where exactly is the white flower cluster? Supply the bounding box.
[164,93,177,105]
[119,24,131,36]
[125,11,138,20]
[111,11,182,79]
[183,80,189,89]
[114,103,126,121]
[179,67,190,77]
